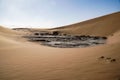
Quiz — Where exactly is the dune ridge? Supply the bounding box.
[52,12,120,36]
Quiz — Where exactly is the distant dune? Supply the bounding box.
[0,12,120,80]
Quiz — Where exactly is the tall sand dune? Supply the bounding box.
[0,12,120,80]
[53,12,120,36]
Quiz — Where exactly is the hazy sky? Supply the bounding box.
[0,0,120,28]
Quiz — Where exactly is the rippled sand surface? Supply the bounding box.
[0,43,120,80]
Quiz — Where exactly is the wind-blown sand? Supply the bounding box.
[0,12,120,80]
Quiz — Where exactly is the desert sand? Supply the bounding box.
[0,12,120,80]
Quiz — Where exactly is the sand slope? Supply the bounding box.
[53,12,120,36]
[0,12,120,80]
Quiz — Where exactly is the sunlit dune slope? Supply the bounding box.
[0,26,18,35]
[52,12,120,36]
[0,26,26,48]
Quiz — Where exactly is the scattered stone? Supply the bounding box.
[24,32,107,48]
[102,37,107,39]
[98,56,117,63]
[111,59,116,62]
[34,32,39,35]
[52,31,60,35]
[99,56,105,59]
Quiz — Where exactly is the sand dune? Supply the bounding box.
[52,12,120,36]
[0,12,120,80]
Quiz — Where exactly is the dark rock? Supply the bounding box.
[99,56,105,59]
[25,33,107,48]
[34,32,39,35]
[111,59,116,62]
[102,37,107,39]
[52,31,60,35]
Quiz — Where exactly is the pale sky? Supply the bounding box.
[0,0,120,28]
